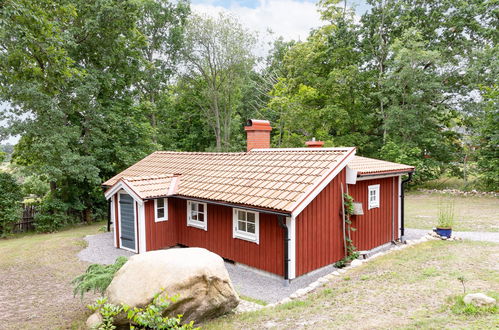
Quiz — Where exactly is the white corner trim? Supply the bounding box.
[398,175,402,239]
[138,202,146,253]
[111,196,117,248]
[346,166,357,184]
[287,216,296,280]
[291,147,356,218]
[104,180,143,206]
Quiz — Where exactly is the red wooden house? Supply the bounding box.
[103,120,414,282]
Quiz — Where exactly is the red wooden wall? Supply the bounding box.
[146,198,284,276]
[295,169,346,277]
[144,200,178,251]
[348,176,399,251]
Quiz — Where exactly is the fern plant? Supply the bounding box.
[72,256,128,298]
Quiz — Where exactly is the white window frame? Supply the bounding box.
[368,184,380,210]
[232,208,259,244]
[154,198,168,222]
[187,201,207,231]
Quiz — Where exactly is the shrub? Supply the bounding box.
[0,172,23,237]
[88,291,198,330]
[34,193,70,232]
[72,256,128,298]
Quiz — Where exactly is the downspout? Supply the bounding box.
[400,171,414,240]
[277,215,290,286]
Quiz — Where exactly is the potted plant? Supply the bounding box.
[434,199,455,238]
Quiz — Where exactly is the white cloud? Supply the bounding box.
[192,0,324,43]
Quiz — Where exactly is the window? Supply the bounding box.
[368,184,380,210]
[233,209,259,244]
[155,198,168,222]
[187,201,207,230]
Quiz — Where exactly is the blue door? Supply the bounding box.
[119,193,136,251]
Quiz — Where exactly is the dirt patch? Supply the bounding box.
[0,224,103,329]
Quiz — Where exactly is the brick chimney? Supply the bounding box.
[245,119,272,151]
[305,137,324,148]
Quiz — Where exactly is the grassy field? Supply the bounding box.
[0,193,497,329]
[405,192,499,232]
[205,240,499,329]
[0,223,103,329]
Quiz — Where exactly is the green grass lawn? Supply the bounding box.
[205,240,499,329]
[0,222,104,329]
[405,192,499,232]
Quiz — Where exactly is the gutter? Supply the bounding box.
[277,215,290,286]
[171,196,292,217]
[400,171,414,240]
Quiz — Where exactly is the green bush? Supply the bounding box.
[88,291,198,330]
[72,256,128,298]
[34,193,70,232]
[0,172,23,237]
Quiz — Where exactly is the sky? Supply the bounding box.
[0,0,370,145]
[191,0,370,42]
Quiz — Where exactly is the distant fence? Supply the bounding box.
[12,204,36,233]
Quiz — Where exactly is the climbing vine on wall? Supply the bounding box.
[335,193,359,268]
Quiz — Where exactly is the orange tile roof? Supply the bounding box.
[118,175,175,199]
[349,156,414,176]
[103,148,355,212]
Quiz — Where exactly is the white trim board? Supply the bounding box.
[291,147,356,217]
[105,180,144,206]
[356,173,410,181]
[287,216,296,280]
[138,201,146,253]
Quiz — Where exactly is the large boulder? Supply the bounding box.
[101,248,239,325]
[463,293,496,307]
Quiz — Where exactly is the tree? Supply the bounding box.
[181,13,257,151]
[135,0,190,145]
[475,85,499,191]
[0,0,189,228]
[266,1,376,151]
[0,172,23,236]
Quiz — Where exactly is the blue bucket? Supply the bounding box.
[435,228,452,238]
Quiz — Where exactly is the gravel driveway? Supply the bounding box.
[405,228,499,243]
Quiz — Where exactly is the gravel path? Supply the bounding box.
[405,228,499,243]
[78,232,134,264]
[225,262,337,304]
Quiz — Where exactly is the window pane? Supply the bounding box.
[198,203,204,213]
[191,212,197,221]
[238,210,245,221]
[191,203,197,211]
[238,220,246,232]
[157,208,165,219]
[198,212,204,222]
[157,199,164,208]
[247,222,255,234]
[247,212,255,222]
